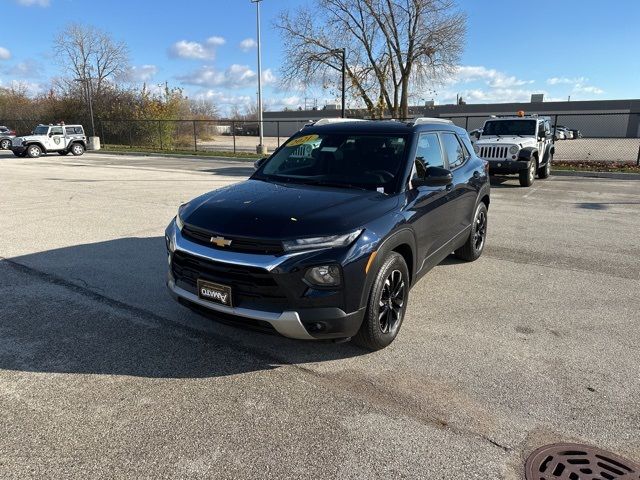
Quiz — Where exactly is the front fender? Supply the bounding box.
[518,147,538,160]
[24,141,47,153]
[357,227,417,309]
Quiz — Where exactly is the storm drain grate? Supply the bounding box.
[525,443,640,480]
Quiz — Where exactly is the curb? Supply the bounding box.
[88,150,256,162]
[551,169,640,180]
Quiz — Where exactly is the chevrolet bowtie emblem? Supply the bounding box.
[210,236,232,247]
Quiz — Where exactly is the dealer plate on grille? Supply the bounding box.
[197,279,233,307]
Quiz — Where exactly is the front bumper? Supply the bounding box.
[165,219,366,340]
[487,159,529,174]
[11,145,26,155]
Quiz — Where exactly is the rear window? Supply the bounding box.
[65,127,84,135]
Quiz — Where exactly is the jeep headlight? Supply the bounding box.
[508,145,519,154]
[282,229,362,252]
[473,144,480,154]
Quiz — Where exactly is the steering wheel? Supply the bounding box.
[367,170,394,182]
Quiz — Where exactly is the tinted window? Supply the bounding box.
[258,133,408,192]
[440,132,467,168]
[415,133,444,169]
[483,120,537,136]
[65,127,83,135]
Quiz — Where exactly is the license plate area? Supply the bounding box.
[197,279,233,307]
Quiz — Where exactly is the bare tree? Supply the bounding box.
[54,23,129,100]
[275,0,465,118]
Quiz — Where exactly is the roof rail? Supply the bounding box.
[307,118,367,127]
[411,117,454,125]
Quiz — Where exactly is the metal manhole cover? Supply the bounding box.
[525,443,640,480]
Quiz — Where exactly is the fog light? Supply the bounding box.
[305,265,341,287]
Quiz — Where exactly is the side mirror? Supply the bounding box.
[254,157,268,170]
[413,166,453,187]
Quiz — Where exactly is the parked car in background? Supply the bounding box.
[11,124,87,158]
[570,129,582,139]
[0,126,16,150]
[553,126,568,140]
[474,112,554,187]
[166,117,490,350]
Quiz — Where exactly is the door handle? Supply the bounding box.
[473,171,480,178]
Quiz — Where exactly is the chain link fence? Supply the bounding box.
[2,113,639,164]
[440,112,640,164]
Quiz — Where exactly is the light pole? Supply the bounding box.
[251,0,265,154]
[328,48,346,118]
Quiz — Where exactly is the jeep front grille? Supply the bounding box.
[479,146,508,159]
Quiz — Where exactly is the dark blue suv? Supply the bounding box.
[166,118,490,350]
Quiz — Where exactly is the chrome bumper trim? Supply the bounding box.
[167,219,312,271]
[167,277,315,340]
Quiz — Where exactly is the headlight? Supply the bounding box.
[305,265,341,287]
[175,204,186,230]
[509,145,519,154]
[282,229,362,252]
[473,144,480,154]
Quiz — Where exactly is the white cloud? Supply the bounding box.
[120,64,158,82]
[0,47,11,60]
[546,76,604,96]
[437,87,544,105]
[4,60,42,78]
[169,36,226,60]
[16,0,50,6]
[178,64,276,89]
[195,90,253,107]
[239,38,258,52]
[448,66,533,89]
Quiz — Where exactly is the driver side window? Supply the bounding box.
[50,126,63,136]
[412,133,444,182]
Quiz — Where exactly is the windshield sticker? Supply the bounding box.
[286,134,319,147]
[320,146,337,152]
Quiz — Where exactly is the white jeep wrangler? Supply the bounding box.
[472,113,554,187]
[11,124,87,158]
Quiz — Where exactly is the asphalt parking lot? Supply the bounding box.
[1,151,639,479]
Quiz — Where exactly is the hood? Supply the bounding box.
[477,136,536,147]
[14,135,40,143]
[181,179,398,239]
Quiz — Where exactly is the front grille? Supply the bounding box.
[171,250,287,307]
[479,146,508,159]
[182,224,284,255]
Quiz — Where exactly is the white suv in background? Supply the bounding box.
[11,124,87,158]
[474,113,555,187]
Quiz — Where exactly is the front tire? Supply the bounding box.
[455,202,488,262]
[27,144,42,158]
[0,139,11,150]
[71,143,85,156]
[353,252,409,351]
[519,158,536,187]
[538,155,551,179]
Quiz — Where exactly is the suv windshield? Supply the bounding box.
[482,120,536,136]
[255,133,409,193]
[33,126,49,135]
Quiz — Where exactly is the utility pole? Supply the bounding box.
[328,48,346,118]
[251,0,266,154]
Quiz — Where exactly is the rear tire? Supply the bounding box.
[538,155,551,179]
[70,143,85,156]
[27,144,42,158]
[454,202,488,262]
[353,252,409,351]
[0,139,10,150]
[519,158,536,187]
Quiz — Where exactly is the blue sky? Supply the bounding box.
[0,0,638,114]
